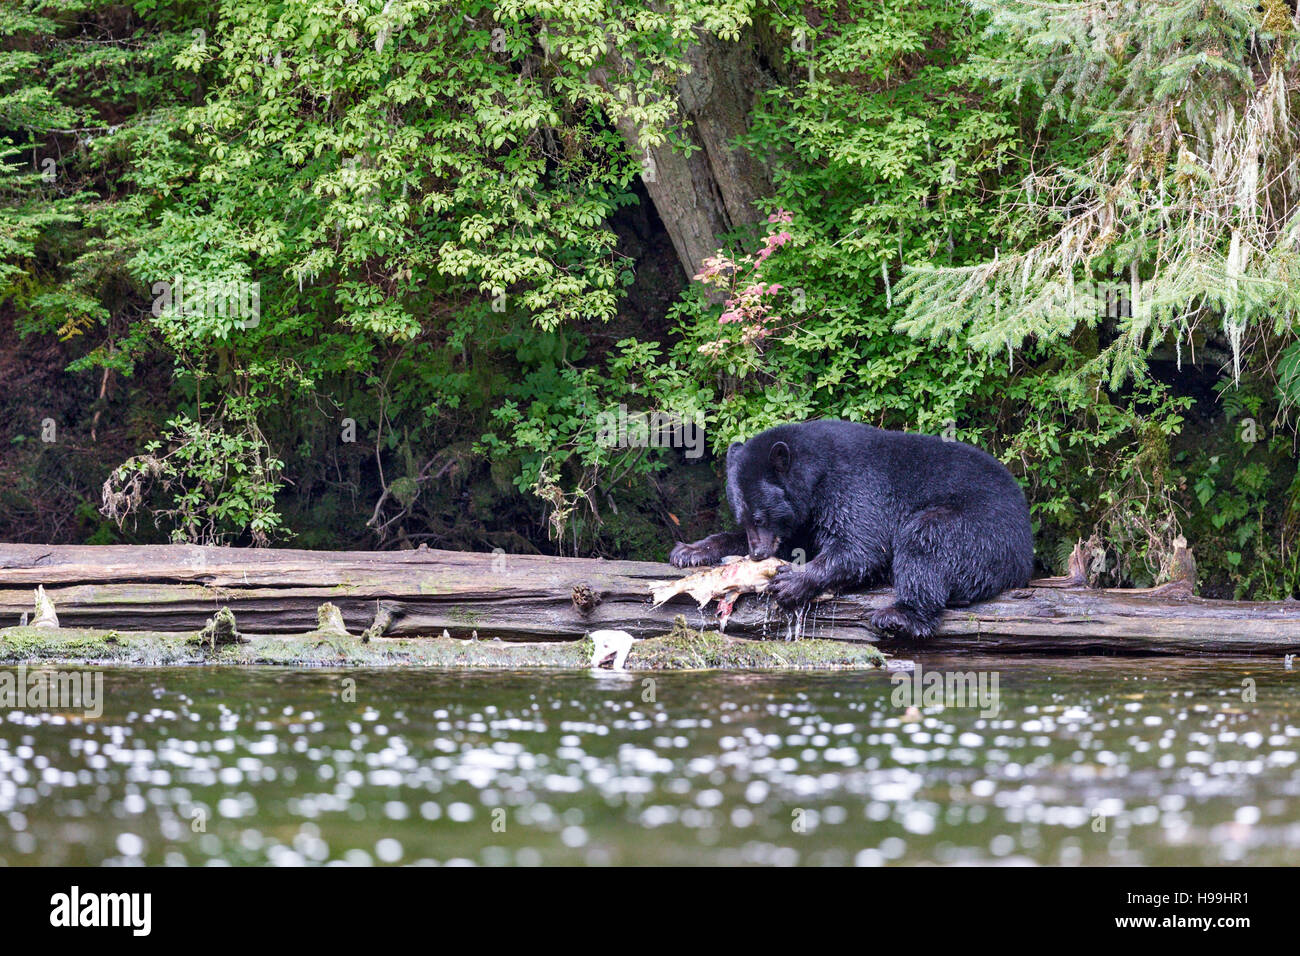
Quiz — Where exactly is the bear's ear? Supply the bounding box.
[768,441,791,475]
[726,441,744,467]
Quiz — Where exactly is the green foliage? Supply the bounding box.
[2,0,754,547]
[2,0,1298,597]
[633,0,1027,446]
[102,403,285,545]
[1176,375,1300,598]
[898,0,1300,393]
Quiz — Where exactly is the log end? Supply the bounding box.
[1158,535,1198,594]
[197,607,247,647]
[315,602,351,638]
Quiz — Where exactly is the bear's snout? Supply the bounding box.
[747,529,781,560]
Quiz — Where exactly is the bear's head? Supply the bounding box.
[725,434,804,560]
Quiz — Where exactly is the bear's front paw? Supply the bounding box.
[766,566,818,609]
[669,541,717,568]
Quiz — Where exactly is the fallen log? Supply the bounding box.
[1,543,1298,655]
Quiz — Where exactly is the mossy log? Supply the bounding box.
[1,543,1299,655]
[0,620,887,670]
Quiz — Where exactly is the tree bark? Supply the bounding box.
[3,543,1300,655]
[598,31,774,277]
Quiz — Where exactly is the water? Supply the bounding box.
[1,655,1297,865]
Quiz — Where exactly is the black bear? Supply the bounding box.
[669,420,1034,638]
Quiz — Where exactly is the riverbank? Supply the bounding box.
[0,618,889,670]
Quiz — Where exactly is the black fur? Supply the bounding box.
[669,420,1035,639]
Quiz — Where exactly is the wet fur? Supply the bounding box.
[669,420,1035,639]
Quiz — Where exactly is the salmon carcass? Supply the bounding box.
[650,557,788,630]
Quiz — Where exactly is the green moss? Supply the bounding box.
[196,607,244,648]
[0,618,887,670]
[628,617,886,670]
[0,627,208,665]
[447,605,486,627]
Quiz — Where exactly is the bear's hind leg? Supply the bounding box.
[868,602,942,640]
[869,506,960,639]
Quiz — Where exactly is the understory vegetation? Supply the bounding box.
[4,0,1300,599]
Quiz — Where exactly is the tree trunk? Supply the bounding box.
[599,31,774,277]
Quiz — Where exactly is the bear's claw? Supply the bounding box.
[766,565,818,609]
[669,542,718,568]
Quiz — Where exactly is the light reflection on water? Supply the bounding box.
[1,655,1297,865]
